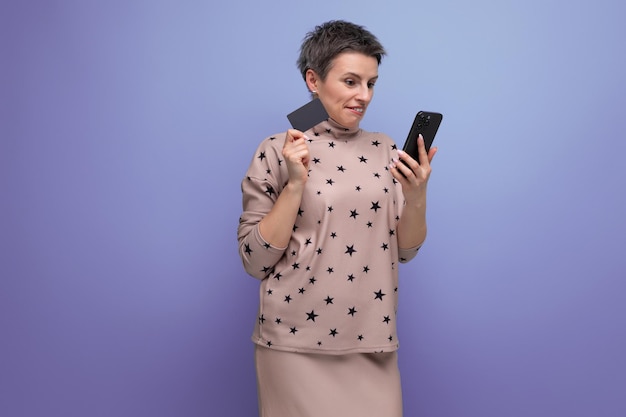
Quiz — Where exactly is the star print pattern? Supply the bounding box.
[238,119,421,354]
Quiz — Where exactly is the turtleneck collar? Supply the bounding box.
[311,118,362,140]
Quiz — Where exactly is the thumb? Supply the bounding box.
[286,129,301,143]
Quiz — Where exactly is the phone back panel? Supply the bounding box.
[402,111,443,160]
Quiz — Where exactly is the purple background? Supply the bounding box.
[2,1,625,416]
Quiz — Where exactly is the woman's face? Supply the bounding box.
[306,52,379,129]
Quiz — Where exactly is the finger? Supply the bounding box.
[288,140,310,158]
[286,129,307,142]
[285,141,310,161]
[291,136,308,147]
[396,149,418,172]
[284,129,297,145]
[417,134,429,165]
[427,147,438,164]
[286,151,307,165]
[389,157,413,180]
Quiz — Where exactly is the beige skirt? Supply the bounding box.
[255,345,403,417]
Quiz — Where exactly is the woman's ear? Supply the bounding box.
[305,69,319,94]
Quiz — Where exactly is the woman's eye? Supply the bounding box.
[345,79,355,86]
[368,82,376,88]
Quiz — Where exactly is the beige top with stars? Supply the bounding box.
[238,119,420,355]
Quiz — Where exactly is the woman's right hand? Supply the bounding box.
[282,129,310,186]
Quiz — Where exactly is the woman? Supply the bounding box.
[238,20,437,417]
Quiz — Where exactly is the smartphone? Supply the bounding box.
[287,98,329,132]
[401,111,443,166]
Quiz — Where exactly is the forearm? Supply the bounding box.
[397,195,428,250]
[258,182,304,248]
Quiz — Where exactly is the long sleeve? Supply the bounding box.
[398,242,420,263]
[237,134,289,280]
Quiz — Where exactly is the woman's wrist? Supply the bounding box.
[284,179,306,195]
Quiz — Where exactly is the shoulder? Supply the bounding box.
[244,132,289,181]
[255,132,287,151]
[247,132,289,165]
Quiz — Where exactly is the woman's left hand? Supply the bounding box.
[389,134,437,204]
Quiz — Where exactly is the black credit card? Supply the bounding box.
[287,98,329,132]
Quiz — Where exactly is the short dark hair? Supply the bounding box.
[296,20,386,81]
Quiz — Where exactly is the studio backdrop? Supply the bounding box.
[2,1,625,416]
